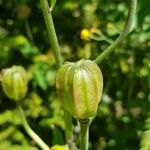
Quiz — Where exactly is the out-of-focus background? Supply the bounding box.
[0,0,149,149]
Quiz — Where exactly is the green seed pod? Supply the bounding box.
[1,66,28,101]
[56,59,103,119]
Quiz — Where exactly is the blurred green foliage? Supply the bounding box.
[0,0,149,150]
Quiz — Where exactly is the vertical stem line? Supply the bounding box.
[40,1,73,149]
[40,0,62,67]
[17,103,50,150]
[24,19,33,42]
[64,110,74,150]
[79,119,90,150]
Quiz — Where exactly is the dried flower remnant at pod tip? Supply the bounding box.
[56,59,103,119]
[1,66,28,101]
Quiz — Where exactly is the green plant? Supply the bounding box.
[0,0,137,150]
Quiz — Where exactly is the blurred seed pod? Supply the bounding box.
[17,4,31,20]
[1,66,28,101]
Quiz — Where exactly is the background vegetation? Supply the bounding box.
[0,0,149,149]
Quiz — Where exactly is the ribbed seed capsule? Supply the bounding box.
[1,66,28,101]
[56,59,103,119]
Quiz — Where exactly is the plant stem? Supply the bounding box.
[17,103,50,150]
[40,0,62,67]
[24,19,33,42]
[79,119,90,150]
[64,110,74,150]
[94,0,137,64]
[40,1,73,149]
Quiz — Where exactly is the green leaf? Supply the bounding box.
[0,127,16,141]
[52,127,64,145]
[50,0,57,10]
[90,34,113,44]
[51,145,69,150]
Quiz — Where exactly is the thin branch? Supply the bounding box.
[94,0,137,64]
[17,103,50,150]
[40,0,62,67]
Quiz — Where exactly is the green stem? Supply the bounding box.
[40,1,73,149]
[24,19,34,42]
[94,0,137,64]
[17,103,50,150]
[79,119,90,150]
[64,110,74,150]
[40,0,62,67]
